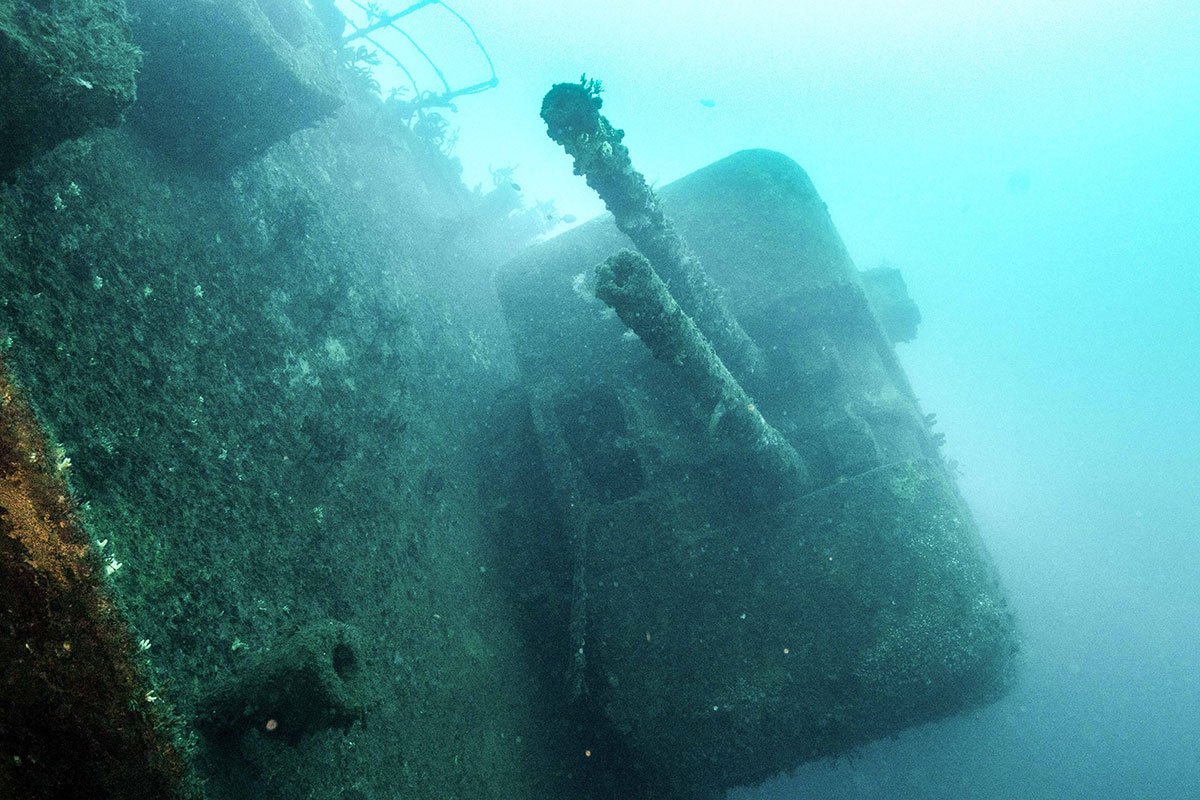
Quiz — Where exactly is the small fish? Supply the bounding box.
[699,98,716,108]
[510,182,522,191]
[561,214,577,223]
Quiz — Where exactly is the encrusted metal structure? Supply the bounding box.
[496,98,1018,795]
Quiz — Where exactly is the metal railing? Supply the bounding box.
[342,1,497,112]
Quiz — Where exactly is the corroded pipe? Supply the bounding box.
[542,78,765,381]
[595,249,811,500]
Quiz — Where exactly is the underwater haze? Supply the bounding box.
[441,1,1200,798]
[2,0,1196,795]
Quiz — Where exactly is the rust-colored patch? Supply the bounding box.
[0,357,193,799]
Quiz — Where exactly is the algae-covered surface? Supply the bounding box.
[0,0,139,175]
[0,65,580,797]
[0,355,194,799]
[495,142,1016,797]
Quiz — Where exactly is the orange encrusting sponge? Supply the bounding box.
[0,357,192,800]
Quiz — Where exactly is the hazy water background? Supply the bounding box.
[351,1,1200,795]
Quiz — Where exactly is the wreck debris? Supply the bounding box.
[195,620,369,744]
